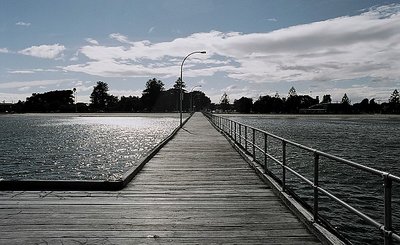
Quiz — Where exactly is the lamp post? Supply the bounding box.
[72,88,77,113]
[190,85,202,113]
[180,51,206,127]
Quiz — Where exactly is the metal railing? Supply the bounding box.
[205,112,400,245]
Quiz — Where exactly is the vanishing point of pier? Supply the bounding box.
[0,113,340,244]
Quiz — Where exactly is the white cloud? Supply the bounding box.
[198,79,207,85]
[18,86,31,91]
[0,79,73,89]
[148,26,155,33]
[16,21,31,27]
[109,33,133,44]
[8,68,58,74]
[85,38,99,45]
[109,89,142,97]
[71,81,95,93]
[267,18,277,22]
[8,70,35,74]
[63,4,400,93]
[19,44,66,59]
[0,92,32,102]
[0,48,9,53]
[219,85,260,100]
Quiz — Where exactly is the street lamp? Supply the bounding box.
[190,85,202,113]
[72,88,77,113]
[180,51,206,127]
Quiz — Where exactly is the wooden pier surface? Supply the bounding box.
[0,113,320,244]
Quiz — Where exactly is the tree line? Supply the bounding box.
[1,78,211,113]
[89,78,211,113]
[1,82,399,114]
[227,87,400,114]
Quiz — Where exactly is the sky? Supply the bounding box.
[1,0,400,104]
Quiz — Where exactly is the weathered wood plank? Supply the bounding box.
[0,229,317,238]
[0,237,321,245]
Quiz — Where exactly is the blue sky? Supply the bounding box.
[1,0,400,103]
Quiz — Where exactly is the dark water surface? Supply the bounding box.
[225,114,400,244]
[0,113,183,181]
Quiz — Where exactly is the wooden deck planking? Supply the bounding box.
[0,112,321,244]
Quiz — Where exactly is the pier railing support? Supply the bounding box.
[252,128,256,161]
[313,152,319,222]
[234,122,237,143]
[264,133,268,173]
[384,174,393,245]
[282,141,286,192]
[245,127,248,152]
[239,124,242,145]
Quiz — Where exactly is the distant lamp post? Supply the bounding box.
[72,88,77,113]
[180,51,206,127]
[190,85,202,112]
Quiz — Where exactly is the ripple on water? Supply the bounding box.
[0,114,182,181]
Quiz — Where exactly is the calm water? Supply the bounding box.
[0,113,185,181]
[225,114,400,244]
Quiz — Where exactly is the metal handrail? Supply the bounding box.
[204,112,399,245]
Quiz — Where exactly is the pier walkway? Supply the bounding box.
[0,113,321,244]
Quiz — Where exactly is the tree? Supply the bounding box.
[385,89,400,113]
[25,90,74,112]
[389,89,400,104]
[321,94,332,104]
[90,81,110,111]
[173,78,185,90]
[353,98,370,113]
[141,78,165,111]
[341,93,351,105]
[253,95,284,113]
[234,97,253,113]
[369,99,380,113]
[118,96,142,112]
[106,94,119,111]
[220,92,230,112]
[288,86,297,97]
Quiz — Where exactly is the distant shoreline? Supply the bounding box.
[0,112,191,117]
[216,113,400,120]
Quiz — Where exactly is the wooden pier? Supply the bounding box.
[0,113,324,244]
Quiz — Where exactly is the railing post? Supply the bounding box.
[234,122,237,143]
[264,133,268,173]
[228,120,230,136]
[245,126,248,152]
[252,128,256,161]
[230,121,233,138]
[239,124,242,146]
[282,141,286,192]
[313,152,319,223]
[383,174,393,245]
[224,118,227,133]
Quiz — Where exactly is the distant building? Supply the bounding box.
[0,103,14,113]
[300,103,351,114]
